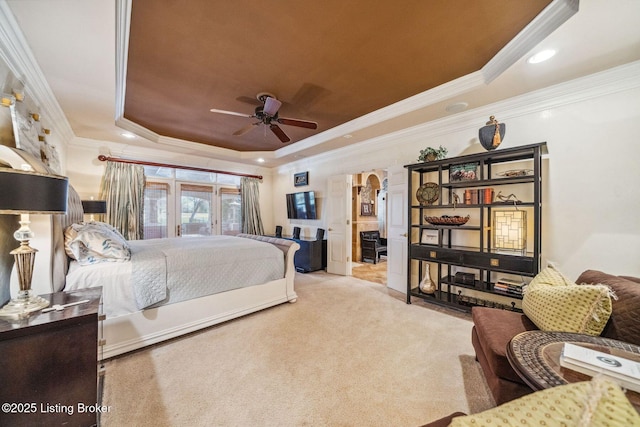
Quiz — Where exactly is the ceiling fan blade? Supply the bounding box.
[277,117,318,130]
[210,108,252,118]
[263,97,282,117]
[233,122,259,136]
[270,124,290,143]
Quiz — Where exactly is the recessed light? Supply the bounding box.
[343,134,353,139]
[527,49,556,64]
[121,132,136,139]
[256,158,265,163]
[445,102,468,113]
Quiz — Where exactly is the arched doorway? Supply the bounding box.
[351,171,388,285]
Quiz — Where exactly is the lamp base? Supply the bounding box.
[0,292,49,318]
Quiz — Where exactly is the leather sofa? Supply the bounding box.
[472,270,640,405]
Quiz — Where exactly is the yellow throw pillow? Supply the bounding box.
[527,265,574,290]
[450,376,640,427]
[522,267,613,336]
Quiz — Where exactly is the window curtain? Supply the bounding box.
[240,177,264,235]
[99,161,145,240]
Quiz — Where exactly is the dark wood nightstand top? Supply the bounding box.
[0,287,102,339]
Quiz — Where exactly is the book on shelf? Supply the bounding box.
[560,343,640,393]
[494,278,526,295]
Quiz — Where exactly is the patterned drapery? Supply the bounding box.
[240,177,264,235]
[99,161,145,240]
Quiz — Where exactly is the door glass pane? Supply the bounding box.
[221,190,241,235]
[144,182,169,239]
[180,185,212,236]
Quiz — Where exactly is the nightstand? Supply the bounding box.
[0,287,103,427]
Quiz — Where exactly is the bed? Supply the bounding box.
[51,187,299,359]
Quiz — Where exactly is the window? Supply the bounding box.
[144,182,169,239]
[143,167,242,239]
[179,184,213,237]
[220,188,241,235]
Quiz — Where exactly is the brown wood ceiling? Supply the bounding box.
[124,0,551,152]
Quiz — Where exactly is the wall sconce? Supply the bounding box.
[0,168,68,317]
[492,210,527,253]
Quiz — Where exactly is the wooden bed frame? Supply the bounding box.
[99,234,299,359]
[52,187,299,360]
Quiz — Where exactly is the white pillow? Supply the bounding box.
[64,221,131,265]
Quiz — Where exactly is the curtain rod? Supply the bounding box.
[97,155,263,180]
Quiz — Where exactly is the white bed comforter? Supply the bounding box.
[65,235,284,316]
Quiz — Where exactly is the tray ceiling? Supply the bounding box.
[124,0,552,152]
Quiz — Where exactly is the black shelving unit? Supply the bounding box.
[405,142,547,312]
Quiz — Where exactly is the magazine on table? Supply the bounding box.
[560,342,640,393]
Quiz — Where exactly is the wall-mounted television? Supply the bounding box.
[286,191,317,220]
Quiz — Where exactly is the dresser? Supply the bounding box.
[0,287,103,427]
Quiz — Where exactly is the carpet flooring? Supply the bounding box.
[100,272,494,426]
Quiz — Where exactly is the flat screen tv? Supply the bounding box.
[286,191,317,220]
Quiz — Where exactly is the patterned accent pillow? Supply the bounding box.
[523,268,613,336]
[64,222,131,265]
[527,265,574,290]
[450,376,640,426]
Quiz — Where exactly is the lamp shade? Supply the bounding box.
[492,210,527,252]
[0,169,68,214]
[81,200,107,214]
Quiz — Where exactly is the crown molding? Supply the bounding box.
[482,0,579,83]
[0,2,74,144]
[286,60,640,170]
[114,0,131,120]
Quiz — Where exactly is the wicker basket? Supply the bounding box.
[424,215,470,226]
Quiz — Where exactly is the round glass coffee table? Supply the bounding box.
[507,330,640,408]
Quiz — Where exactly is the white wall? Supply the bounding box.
[274,63,640,280]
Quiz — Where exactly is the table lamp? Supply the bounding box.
[0,167,68,317]
[492,209,527,253]
[81,198,107,222]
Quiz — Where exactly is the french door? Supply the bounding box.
[144,182,241,239]
[178,184,214,237]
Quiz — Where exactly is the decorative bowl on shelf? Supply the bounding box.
[424,215,470,226]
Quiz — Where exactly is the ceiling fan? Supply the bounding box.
[210,92,318,143]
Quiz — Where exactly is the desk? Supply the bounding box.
[266,235,327,272]
[507,330,640,408]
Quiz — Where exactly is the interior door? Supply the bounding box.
[386,165,408,293]
[177,184,215,237]
[326,174,352,275]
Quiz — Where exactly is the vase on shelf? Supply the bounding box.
[479,116,505,151]
[419,264,436,294]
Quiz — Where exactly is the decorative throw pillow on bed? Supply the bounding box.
[450,376,640,426]
[64,221,131,265]
[522,267,613,336]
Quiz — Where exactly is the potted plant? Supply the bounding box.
[417,146,448,162]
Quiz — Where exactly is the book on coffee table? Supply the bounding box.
[560,342,640,393]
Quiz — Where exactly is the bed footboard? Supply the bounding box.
[237,233,299,299]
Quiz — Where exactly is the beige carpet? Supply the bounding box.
[101,272,494,426]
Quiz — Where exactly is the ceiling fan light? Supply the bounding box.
[263,97,282,116]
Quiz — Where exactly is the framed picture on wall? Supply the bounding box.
[294,171,308,187]
[361,203,372,216]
